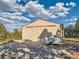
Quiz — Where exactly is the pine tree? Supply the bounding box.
[12,29,21,40]
[75,18,79,30]
[0,22,8,40]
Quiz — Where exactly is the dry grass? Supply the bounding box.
[63,38,79,44]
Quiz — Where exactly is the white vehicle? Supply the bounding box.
[43,35,62,44]
[54,38,61,44]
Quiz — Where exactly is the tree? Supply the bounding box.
[75,18,79,30]
[12,29,21,40]
[0,23,8,40]
[65,24,74,30]
[64,24,75,37]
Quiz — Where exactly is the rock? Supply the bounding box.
[32,55,43,59]
[13,40,23,43]
[24,54,29,59]
[61,49,73,57]
[20,48,30,52]
[54,56,60,59]
[1,42,76,59]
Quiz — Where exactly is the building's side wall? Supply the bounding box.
[61,24,64,38]
[22,24,62,42]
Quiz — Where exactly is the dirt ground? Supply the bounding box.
[61,50,79,59]
[63,38,79,44]
[61,44,79,59]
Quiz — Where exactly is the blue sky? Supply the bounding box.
[0,0,79,32]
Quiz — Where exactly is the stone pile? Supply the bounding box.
[0,42,61,59]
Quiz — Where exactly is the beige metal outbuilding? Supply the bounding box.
[22,19,64,42]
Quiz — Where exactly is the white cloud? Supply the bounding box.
[49,2,70,17]
[50,15,57,18]
[0,0,16,12]
[0,15,29,32]
[5,21,27,32]
[0,17,16,24]
[25,1,51,18]
[66,2,76,7]
[65,17,77,27]
[0,0,26,12]
[0,0,32,31]
[65,17,77,21]
[2,0,16,2]
[0,1,76,19]
[0,12,31,21]
[0,11,31,31]
[56,2,64,7]
[25,1,74,18]
[67,22,76,26]
[70,2,76,7]
[0,0,76,31]
[5,23,22,32]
